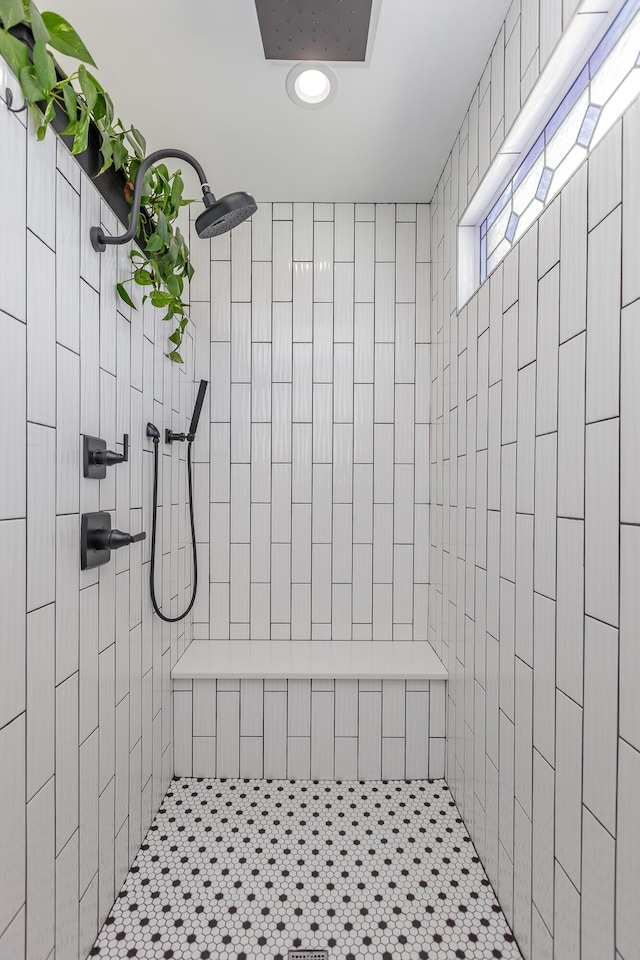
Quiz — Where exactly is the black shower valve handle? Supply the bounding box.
[83,434,129,478]
[92,433,129,466]
[92,527,146,551]
[81,511,145,569]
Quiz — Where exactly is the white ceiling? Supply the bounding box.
[52,0,511,202]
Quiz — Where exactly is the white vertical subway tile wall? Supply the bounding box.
[429,0,640,957]
[173,677,446,781]
[0,78,195,959]
[188,201,431,646]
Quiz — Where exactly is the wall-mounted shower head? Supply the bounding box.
[90,149,257,252]
[195,192,257,239]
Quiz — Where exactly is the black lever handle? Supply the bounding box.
[91,433,129,466]
[92,527,146,551]
[84,434,129,478]
[81,511,146,569]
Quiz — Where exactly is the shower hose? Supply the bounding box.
[149,433,198,623]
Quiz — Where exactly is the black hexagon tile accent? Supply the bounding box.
[89,778,523,959]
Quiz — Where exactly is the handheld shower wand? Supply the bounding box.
[164,379,208,444]
[147,380,208,623]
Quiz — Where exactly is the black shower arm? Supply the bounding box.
[90,148,215,252]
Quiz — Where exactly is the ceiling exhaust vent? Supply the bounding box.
[254,0,373,61]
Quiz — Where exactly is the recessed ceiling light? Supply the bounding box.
[286,62,338,109]
[296,68,331,102]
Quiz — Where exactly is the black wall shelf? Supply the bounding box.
[8,22,149,249]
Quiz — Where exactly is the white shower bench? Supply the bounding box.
[172,639,448,681]
[171,640,448,782]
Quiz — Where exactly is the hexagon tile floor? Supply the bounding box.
[89,778,523,960]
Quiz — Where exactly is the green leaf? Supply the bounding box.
[168,328,182,346]
[103,90,114,127]
[156,209,169,243]
[130,124,146,156]
[86,69,103,93]
[165,273,182,298]
[19,64,44,102]
[167,350,183,364]
[97,133,113,174]
[167,234,180,261]
[32,39,55,93]
[145,232,164,254]
[0,0,24,30]
[149,290,173,308]
[0,28,30,78]
[28,1,49,42]
[112,137,128,171]
[92,91,106,121]
[60,80,76,120]
[124,125,144,160]
[170,173,184,208]
[77,63,97,111]
[40,11,96,65]
[134,268,154,286]
[155,163,169,186]
[36,96,54,139]
[70,110,89,154]
[116,282,137,310]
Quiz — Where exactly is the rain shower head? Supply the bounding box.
[90,149,256,252]
[195,192,258,239]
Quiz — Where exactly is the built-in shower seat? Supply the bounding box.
[171,641,448,781]
[172,639,448,681]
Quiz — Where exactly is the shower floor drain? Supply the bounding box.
[289,952,329,960]
[287,950,329,960]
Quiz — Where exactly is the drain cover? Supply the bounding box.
[288,952,329,960]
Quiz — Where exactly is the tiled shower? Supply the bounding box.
[1,0,639,959]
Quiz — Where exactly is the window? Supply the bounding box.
[459,0,640,305]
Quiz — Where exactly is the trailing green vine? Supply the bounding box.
[0,0,193,362]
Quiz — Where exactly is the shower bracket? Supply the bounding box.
[83,434,129,478]
[165,428,188,444]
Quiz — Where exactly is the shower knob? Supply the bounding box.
[81,511,146,569]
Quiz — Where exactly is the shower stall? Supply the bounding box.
[1,0,639,958]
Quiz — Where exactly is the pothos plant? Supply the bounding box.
[0,0,194,362]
